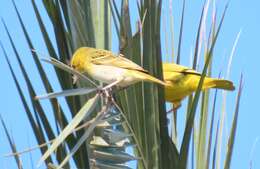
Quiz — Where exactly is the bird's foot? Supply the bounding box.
[166,104,181,113]
[98,87,114,104]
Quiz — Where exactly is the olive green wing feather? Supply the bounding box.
[163,63,201,82]
[91,49,148,73]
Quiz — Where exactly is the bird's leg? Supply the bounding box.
[97,87,111,104]
[106,88,115,103]
[167,103,181,113]
[102,77,124,90]
[99,78,124,103]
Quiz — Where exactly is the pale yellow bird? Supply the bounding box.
[163,63,235,109]
[70,47,167,88]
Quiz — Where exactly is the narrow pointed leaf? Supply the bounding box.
[224,75,243,169]
[57,104,110,169]
[31,0,58,59]
[90,136,110,147]
[0,115,23,169]
[37,94,99,166]
[176,0,185,64]
[12,0,53,93]
[90,136,130,149]
[92,150,139,163]
[179,4,228,168]
[35,88,97,100]
[90,160,132,169]
[103,129,132,144]
[0,42,52,164]
[206,89,218,169]
[2,21,56,139]
[212,120,220,169]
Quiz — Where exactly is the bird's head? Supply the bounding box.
[70,47,92,73]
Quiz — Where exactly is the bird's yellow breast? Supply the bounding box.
[164,75,199,103]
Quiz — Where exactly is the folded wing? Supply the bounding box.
[91,49,148,73]
[163,63,201,82]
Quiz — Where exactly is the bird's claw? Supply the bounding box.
[97,87,114,104]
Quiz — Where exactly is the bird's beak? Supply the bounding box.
[72,75,79,84]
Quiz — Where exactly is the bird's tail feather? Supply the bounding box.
[145,74,168,86]
[204,78,235,91]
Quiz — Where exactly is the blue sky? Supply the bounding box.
[0,0,259,169]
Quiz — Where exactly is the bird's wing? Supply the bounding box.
[163,71,184,82]
[91,49,148,73]
[163,63,201,82]
[163,63,200,74]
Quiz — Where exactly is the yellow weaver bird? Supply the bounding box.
[163,63,235,109]
[70,47,167,88]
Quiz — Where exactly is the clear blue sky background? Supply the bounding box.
[0,0,259,169]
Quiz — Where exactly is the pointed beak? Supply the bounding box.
[72,75,79,84]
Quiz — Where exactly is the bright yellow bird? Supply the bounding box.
[163,63,235,108]
[70,47,167,88]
